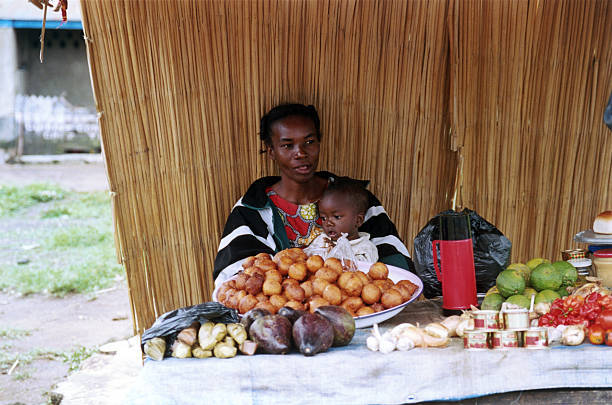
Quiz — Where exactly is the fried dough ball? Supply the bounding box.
[356,306,375,316]
[239,294,258,314]
[284,284,306,302]
[322,284,342,305]
[245,275,264,295]
[381,289,403,309]
[255,299,277,314]
[315,267,339,283]
[255,258,276,272]
[255,292,267,302]
[285,300,306,311]
[242,256,256,269]
[391,285,412,302]
[227,289,247,309]
[396,280,418,297]
[255,252,272,260]
[226,279,237,289]
[234,272,250,290]
[368,262,389,280]
[324,257,343,274]
[337,272,353,290]
[344,275,363,297]
[277,256,293,276]
[308,297,330,313]
[341,296,364,315]
[312,277,331,296]
[340,289,349,303]
[354,271,371,285]
[306,255,324,273]
[373,279,394,293]
[262,279,282,296]
[361,283,382,305]
[300,280,314,299]
[216,283,232,302]
[243,266,265,279]
[288,262,308,281]
[265,269,283,283]
[269,294,288,310]
[288,247,308,262]
[282,278,299,290]
[371,302,385,312]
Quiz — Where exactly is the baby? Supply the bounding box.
[305,177,379,263]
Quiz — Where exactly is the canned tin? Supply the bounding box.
[523,327,548,349]
[491,330,519,349]
[473,310,501,330]
[567,258,593,277]
[463,330,489,350]
[562,249,587,261]
[503,309,530,330]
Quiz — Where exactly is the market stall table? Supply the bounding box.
[124,299,611,405]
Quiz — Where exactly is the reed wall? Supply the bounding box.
[79,0,612,334]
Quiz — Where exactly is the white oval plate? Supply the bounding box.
[212,261,423,329]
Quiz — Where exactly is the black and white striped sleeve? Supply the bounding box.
[213,200,278,282]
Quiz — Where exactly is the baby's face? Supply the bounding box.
[318,193,362,241]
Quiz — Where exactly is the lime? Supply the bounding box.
[530,262,563,292]
[556,286,570,297]
[496,269,526,298]
[505,294,532,309]
[507,263,532,285]
[551,261,578,287]
[481,293,504,311]
[526,257,551,270]
[534,289,561,305]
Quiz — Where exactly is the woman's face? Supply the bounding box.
[267,115,320,184]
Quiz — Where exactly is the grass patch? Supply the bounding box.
[0,348,61,375]
[0,328,31,339]
[0,184,65,217]
[0,184,125,296]
[60,346,99,372]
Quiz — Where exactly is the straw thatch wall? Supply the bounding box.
[80,0,612,334]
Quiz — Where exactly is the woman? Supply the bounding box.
[213,103,414,285]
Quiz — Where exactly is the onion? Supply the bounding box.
[456,318,474,337]
[440,315,462,337]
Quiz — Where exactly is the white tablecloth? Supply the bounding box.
[124,299,612,405]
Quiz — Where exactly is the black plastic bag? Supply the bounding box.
[413,208,512,298]
[141,302,239,357]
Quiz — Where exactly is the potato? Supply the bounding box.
[306,255,324,273]
[381,289,403,309]
[368,262,389,280]
[361,283,382,305]
[322,284,342,305]
[262,279,282,296]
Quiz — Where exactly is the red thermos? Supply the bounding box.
[432,212,477,314]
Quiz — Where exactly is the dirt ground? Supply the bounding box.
[0,158,137,405]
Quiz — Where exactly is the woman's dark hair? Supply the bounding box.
[324,176,369,215]
[259,103,321,148]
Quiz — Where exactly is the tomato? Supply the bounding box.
[588,323,605,345]
[605,329,612,346]
[596,310,612,330]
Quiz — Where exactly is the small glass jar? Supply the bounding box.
[567,258,593,277]
[593,249,612,288]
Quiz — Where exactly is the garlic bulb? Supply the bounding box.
[366,335,380,351]
[440,315,462,337]
[561,325,585,346]
[455,318,474,337]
